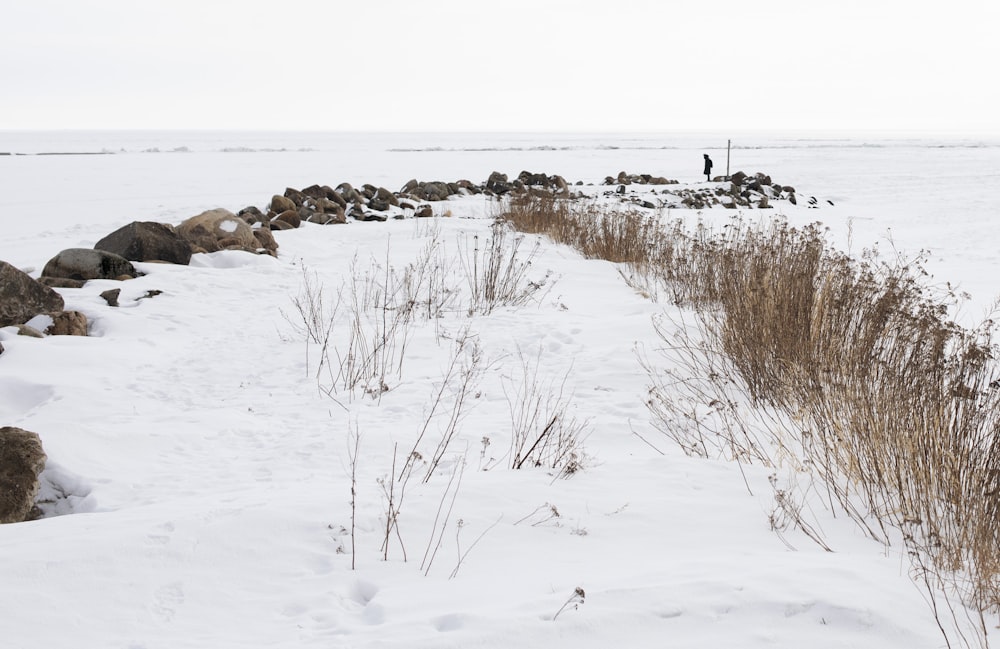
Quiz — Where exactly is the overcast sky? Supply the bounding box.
[2,0,997,133]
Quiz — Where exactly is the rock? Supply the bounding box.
[336,183,362,204]
[400,179,419,193]
[36,277,87,289]
[415,205,434,218]
[300,184,327,200]
[94,221,193,265]
[273,209,301,229]
[41,249,137,282]
[15,324,44,338]
[252,227,279,256]
[324,204,347,224]
[45,310,88,336]
[368,197,391,212]
[0,426,47,524]
[238,206,267,225]
[325,191,347,209]
[0,261,66,327]
[283,187,308,207]
[100,289,121,307]
[518,171,549,187]
[307,197,340,214]
[269,219,293,231]
[416,182,453,201]
[0,340,3,356]
[375,187,399,207]
[730,171,747,186]
[269,195,296,214]
[176,208,263,254]
[788,193,797,205]
[486,171,512,195]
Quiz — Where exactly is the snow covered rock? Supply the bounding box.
[0,426,47,524]
[0,260,65,327]
[176,208,263,254]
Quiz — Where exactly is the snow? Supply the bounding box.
[2,131,999,648]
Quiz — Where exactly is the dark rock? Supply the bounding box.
[0,426,47,524]
[274,209,301,229]
[238,206,267,225]
[375,187,399,207]
[325,191,347,209]
[486,171,512,195]
[417,182,453,201]
[41,249,137,282]
[336,183,363,204]
[730,171,747,186]
[36,277,86,289]
[100,288,121,307]
[1,261,68,327]
[252,227,279,256]
[400,179,419,193]
[300,184,326,200]
[368,197,391,212]
[94,221,193,265]
[415,205,434,218]
[283,187,308,207]
[269,194,296,214]
[518,171,549,187]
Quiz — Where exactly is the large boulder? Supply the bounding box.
[41,249,137,282]
[0,261,65,327]
[94,221,193,265]
[0,427,47,524]
[175,208,263,254]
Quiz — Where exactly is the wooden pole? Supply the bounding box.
[726,139,731,180]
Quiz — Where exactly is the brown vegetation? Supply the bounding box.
[500,193,1000,648]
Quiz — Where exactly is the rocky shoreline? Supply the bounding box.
[0,166,809,522]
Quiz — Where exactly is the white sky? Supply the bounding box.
[2,0,998,133]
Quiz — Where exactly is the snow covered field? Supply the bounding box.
[2,131,999,648]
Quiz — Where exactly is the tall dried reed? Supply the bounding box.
[500,193,1000,647]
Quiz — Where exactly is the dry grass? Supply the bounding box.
[500,193,1000,648]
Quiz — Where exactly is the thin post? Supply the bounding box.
[726,139,731,180]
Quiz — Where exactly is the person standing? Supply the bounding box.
[703,154,713,181]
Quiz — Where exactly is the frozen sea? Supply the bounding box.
[4,129,998,314]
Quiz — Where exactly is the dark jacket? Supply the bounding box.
[703,157,713,175]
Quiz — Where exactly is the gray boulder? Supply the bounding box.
[0,261,65,327]
[0,427,47,524]
[94,221,193,265]
[41,248,138,282]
